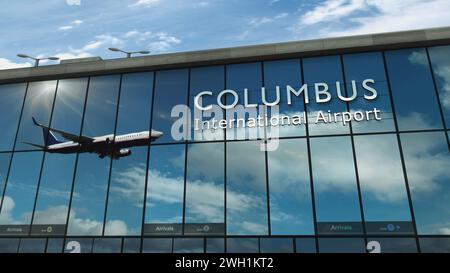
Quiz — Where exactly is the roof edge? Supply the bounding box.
[1,26,450,83]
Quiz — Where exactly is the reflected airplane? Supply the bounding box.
[23,117,163,159]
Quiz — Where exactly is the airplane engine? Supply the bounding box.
[118,149,132,157]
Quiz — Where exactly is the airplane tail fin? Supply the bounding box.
[32,117,62,146]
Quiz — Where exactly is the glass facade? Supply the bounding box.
[0,45,449,253]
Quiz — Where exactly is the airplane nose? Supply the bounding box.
[152,130,163,138]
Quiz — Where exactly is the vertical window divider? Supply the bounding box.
[261,62,271,236]
[382,51,421,253]
[340,55,368,248]
[29,80,60,235]
[101,74,124,236]
[64,76,91,238]
[301,58,320,253]
[182,68,191,235]
[140,71,157,252]
[425,47,450,151]
[223,64,228,253]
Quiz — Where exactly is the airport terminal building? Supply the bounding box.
[0,27,449,253]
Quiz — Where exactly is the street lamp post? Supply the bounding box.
[108,48,150,58]
[17,54,59,67]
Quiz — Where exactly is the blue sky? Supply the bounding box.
[1,0,450,69]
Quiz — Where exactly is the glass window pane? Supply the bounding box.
[32,78,88,236]
[190,66,225,141]
[385,48,443,130]
[295,238,316,253]
[185,143,224,235]
[0,238,19,253]
[311,136,362,235]
[142,238,172,253]
[123,238,141,253]
[264,59,306,138]
[0,153,11,199]
[67,75,120,236]
[173,238,204,253]
[367,238,417,253]
[303,56,349,136]
[206,238,224,253]
[18,238,46,253]
[0,151,43,236]
[226,63,264,141]
[343,52,395,133]
[151,69,189,144]
[400,132,450,235]
[15,81,57,151]
[318,238,365,253]
[354,135,413,235]
[144,144,185,235]
[92,238,122,253]
[227,141,268,235]
[227,238,258,253]
[0,83,26,151]
[64,238,93,253]
[46,238,64,253]
[428,45,450,126]
[260,238,293,253]
[268,139,314,235]
[419,237,450,253]
[105,72,153,236]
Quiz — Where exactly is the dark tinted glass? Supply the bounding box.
[227,238,258,253]
[15,81,57,151]
[185,143,224,235]
[144,144,185,235]
[46,238,64,253]
[303,55,349,135]
[190,66,225,141]
[354,134,413,235]
[92,238,122,253]
[18,238,46,253]
[385,48,442,130]
[173,238,204,253]
[0,238,19,253]
[259,238,293,253]
[343,52,395,133]
[400,132,450,235]
[428,45,450,126]
[367,237,417,253]
[318,238,365,253]
[32,78,87,236]
[263,59,305,137]
[419,237,450,253]
[0,83,26,151]
[142,238,172,253]
[152,69,189,143]
[267,138,314,235]
[67,75,120,236]
[123,238,141,253]
[295,238,316,253]
[226,141,268,235]
[310,136,362,235]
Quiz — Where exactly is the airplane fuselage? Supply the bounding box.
[46,130,161,158]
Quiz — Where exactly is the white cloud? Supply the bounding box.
[129,0,160,8]
[298,0,450,37]
[58,19,83,31]
[148,32,181,53]
[249,13,289,27]
[66,0,81,6]
[0,58,31,70]
[300,0,367,25]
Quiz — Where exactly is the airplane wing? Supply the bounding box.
[32,117,94,143]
